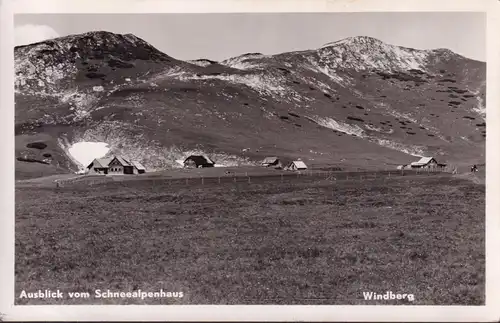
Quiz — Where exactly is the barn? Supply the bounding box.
[261,157,283,169]
[183,155,215,168]
[86,156,146,175]
[285,160,308,171]
[410,157,446,169]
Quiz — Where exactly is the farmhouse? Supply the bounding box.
[261,156,283,169]
[410,157,446,169]
[285,160,308,171]
[183,155,215,168]
[86,156,146,175]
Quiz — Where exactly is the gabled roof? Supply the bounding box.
[289,160,308,169]
[131,161,146,170]
[262,156,279,164]
[87,157,113,168]
[411,157,436,166]
[110,156,133,166]
[184,155,215,165]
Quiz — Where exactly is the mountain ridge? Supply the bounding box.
[14,31,486,179]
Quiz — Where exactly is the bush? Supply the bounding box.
[438,78,457,83]
[26,142,47,149]
[16,157,50,164]
[108,58,135,68]
[347,116,364,122]
[85,72,106,79]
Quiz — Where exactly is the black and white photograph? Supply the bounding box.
[1,0,499,320]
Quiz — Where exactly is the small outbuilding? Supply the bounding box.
[410,157,446,169]
[131,161,146,174]
[285,160,308,171]
[261,156,283,169]
[183,155,215,168]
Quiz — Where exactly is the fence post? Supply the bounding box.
[218,177,221,184]
[186,178,188,185]
[248,176,251,184]
[201,177,204,185]
[281,174,283,183]
[234,176,236,183]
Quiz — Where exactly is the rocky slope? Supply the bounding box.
[14,31,486,179]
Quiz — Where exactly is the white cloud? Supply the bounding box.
[14,24,59,46]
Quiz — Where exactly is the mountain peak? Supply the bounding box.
[321,36,385,49]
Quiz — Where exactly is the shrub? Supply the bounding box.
[406,131,416,135]
[108,58,134,68]
[288,112,300,118]
[463,116,475,120]
[85,72,106,79]
[355,105,364,110]
[347,116,364,122]
[16,157,50,164]
[42,153,52,158]
[438,78,457,83]
[279,116,289,120]
[324,93,332,99]
[26,142,47,149]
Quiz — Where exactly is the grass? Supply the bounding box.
[15,173,484,305]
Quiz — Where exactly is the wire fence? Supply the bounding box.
[54,166,455,189]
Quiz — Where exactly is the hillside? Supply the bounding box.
[14,32,486,179]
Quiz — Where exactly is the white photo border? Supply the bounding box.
[1,0,499,321]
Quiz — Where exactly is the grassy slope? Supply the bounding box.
[14,35,486,179]
[15,174,484,305]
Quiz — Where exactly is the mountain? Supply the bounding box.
[14,31,486,179]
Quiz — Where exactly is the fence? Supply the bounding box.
[54,166,454,189]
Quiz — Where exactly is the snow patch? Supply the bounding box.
[312,116,365,137]
[371,138,426,157]
[68,142,110,169]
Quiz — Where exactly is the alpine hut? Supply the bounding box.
[285,160,308,171]
[183,155,215,168]
[410,157,446,169]
[261,156,282,168]
[86,156,146,175]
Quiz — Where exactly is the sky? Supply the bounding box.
[14,12,486,62]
